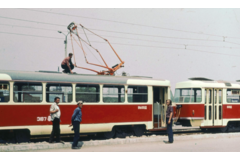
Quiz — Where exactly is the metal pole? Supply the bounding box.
[158,103,160,128]
[64,35,67,58]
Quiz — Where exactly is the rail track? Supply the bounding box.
[26,128,205,143]
[1,126,240,146]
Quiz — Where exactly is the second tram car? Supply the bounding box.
[174,77,240,132]
[0,70,173,142]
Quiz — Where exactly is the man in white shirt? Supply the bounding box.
[49,97,62,143]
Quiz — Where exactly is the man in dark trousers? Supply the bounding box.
[49,97,64,143]
[69,100,83,149]
[61,53,76,74]
[164,99,174,144]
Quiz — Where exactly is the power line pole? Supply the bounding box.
[58,31,69,58]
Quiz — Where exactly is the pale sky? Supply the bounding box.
[1,8,240,92]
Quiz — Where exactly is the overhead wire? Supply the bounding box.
[2,15,240,45]
[1,31,240,58]
[19,8,240,40]
[0,23,58,32]
[0,31,62,39]
[2,22,240,49]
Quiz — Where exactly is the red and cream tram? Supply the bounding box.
[174,77,240,132]
[0,70,173,142]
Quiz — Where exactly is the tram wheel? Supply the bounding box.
[103,127,116,139]
[219,126,228,132]
[200,128,207,132]
[133,125,145,137]
[15,130,30,143]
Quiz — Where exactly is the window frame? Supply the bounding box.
[46,83,73,103]
[127,85,148,103]
[75,84,100,103]
[0,81,10,103]
[102,85,125,103]
[226,89,240,103]
[174,88,202,103]
[13,82,43,103]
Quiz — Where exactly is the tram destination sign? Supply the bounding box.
[232,90,240,95]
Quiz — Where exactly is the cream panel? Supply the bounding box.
[0,121,153,135]
[127,79,170,86]
[148,86,153,104]
[42,82,46,103]
[0,74,12,81]
[176,81,240,89]
[201,119,240,127]
[72,83,76,103]
[9,81,14,103]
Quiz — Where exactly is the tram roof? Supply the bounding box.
[0,70,170,86]
[176,79,240,89]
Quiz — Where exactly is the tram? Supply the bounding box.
[0,70,173,142]
[174,77,240,132]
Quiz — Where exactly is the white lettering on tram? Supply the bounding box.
[37,116,51,122]
[138,106,147,110]
[227,106,232,109]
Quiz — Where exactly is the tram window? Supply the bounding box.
[76,84,99,103]
[205,90,207,104]
[226,89,240,103]
[219,105,222,120]
[127,86,148,103]
[209,106,212,120]
[14,82,42,103]
[103,85,125,103]
[219,90,222,104]
[214,90,217,104]
[170,90,174,102]
[174,89,190,103]
[209,90,212,104]
[204,105,206,120]
[215,106,217,120]
[174,88,201,103]
[190,89,202,102]
[46,83,72,103]
[0,82,10,103]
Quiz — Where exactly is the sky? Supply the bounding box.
[1,7,240,92]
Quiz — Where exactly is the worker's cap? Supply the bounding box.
[69,53,73,55]
[77,100,83,104]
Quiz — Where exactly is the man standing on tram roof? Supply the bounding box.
[61,53,76,74]
[69,100,83,149]
[164,99,174,144]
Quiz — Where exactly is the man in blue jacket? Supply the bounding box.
[69,100,83,149]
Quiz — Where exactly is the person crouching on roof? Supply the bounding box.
[61,53,76,74]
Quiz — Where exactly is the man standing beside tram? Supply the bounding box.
[69,101,83,149]
[49,97,64,143]
[164,99,174,144]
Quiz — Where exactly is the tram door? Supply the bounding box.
[213,89,223,126]
[153,87,166,128]
[204,88,223,126]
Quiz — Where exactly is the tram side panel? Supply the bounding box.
[222,104,240,125]
[175,104,205,127]
[178,104,205,118]
[0,104,153,135]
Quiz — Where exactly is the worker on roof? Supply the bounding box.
[61,53,76,74]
